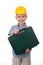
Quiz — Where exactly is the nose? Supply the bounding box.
[20,17,23,22]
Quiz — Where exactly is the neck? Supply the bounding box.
[18,23,23,27]
[18,23,25,27]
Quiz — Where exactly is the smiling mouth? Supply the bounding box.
[19,20,24,22]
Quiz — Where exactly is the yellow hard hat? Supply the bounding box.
[15,6,27,14]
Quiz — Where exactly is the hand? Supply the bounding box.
[25,49,31,53]
[13,29,19,34]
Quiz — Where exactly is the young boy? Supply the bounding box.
[8,6,32,65]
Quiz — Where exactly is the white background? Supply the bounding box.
[0,0,43,65]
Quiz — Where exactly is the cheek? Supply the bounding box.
[18,18,21,21]
[16,18,20,21]
[23,17,26,20]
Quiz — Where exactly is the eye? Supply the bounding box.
[18,16,20,18]
[22,16,25,18]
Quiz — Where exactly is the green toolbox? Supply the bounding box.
[8,26,39,55]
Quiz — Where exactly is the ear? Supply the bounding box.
[15,15,17,20]
[26,15,27,18]
[25,14,27,20]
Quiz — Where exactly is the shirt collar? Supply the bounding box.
[18,23,26,27]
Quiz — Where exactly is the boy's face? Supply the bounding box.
[15,14,27,24]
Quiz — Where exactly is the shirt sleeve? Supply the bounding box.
[8,25,14,36]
